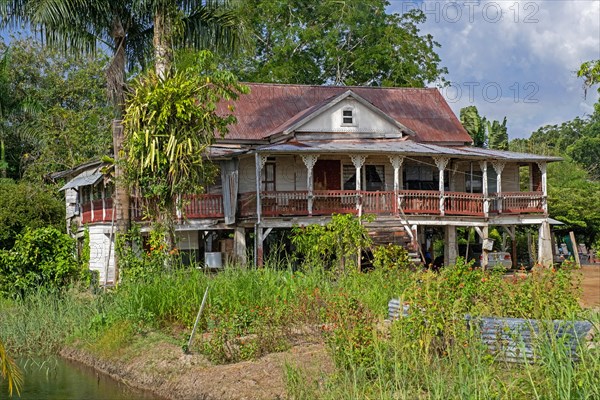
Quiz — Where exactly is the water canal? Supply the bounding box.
[0,357,160,399]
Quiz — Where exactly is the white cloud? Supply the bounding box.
[389,0,600,138]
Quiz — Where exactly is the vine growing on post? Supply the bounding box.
[122,51,247,251]
[291,214,373,274]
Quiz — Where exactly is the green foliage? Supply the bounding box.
[372,244,412,270]
[566,136,600,179]
[578,59,600,97]
[0,179,64,249]
[227,0,447,87]
[291,214,373,273]
[115,224,174,282]
[459,105,487,147]
[547,162,600,245]
[0,227,79,296]
[0,39,112,180]
[486,117,508,150]
[122,51,247,243]
[0,338,22,397]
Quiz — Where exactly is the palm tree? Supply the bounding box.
[130,0,243,78]
[0,0,243,279]
[0,339,22,397]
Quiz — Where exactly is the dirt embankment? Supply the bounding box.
[580,264,600,309]
[60,335,332,400]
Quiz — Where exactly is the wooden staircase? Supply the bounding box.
[367,226,421,264]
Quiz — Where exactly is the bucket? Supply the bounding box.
[204,252,223,269]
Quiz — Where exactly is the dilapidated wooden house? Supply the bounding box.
[57,83,560,284]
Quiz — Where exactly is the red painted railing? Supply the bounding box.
[445,192,484,216]
[362,191,396,214]
[492,192,544,214]
[398,190,441,214]
[313,190,358,215]
[82,190,545,223]
[239,192,257,217]
[262,191,309,216]
[183,194,224,218]
[81,198,113,223]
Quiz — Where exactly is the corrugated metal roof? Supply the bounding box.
[59,170,103,191]
[219,83,472,144]
[456,147,563,162]
[256,140,562,162]
[257,140,480,158]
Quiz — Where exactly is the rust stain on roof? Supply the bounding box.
[218,83,472,144]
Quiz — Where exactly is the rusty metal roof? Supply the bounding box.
[258,140,480,158]
[455,147,563,162]
[256,140,562,162]
[219,83,472,144]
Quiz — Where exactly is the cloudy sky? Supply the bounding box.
[390,0,600,139]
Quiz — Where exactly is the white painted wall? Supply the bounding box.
[88,225,115,285]
[296,98,403,135]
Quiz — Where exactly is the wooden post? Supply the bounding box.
[433,156,450,216]
[302,155,318,216]
[480,161,489,217]
[255,153,267,224]
[255,225,264,267]
[233,227,246,266]
[351,155,367,213]
[492,161,505,213]
[537,161,548,215]
[569,231,580,267]
[389,155,404,214]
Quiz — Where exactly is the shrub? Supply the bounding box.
[0,227,79,296]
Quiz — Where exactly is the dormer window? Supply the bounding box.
[342,107,356,126]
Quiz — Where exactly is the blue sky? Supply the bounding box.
[389,0,600,139]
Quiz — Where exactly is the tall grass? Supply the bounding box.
[286,312,600,399]
[0,290,100,356]
[1,258,597,399]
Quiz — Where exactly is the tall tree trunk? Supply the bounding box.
[0,137,6,178]
[109,20,130,285]
[154,9,173,79]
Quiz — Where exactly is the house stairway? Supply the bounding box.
[367,226,422,264]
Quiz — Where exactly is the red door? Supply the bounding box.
[314,160,341,190]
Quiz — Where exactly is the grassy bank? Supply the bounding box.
[1,261,598,399]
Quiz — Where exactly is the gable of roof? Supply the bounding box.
[273,89,415,138]
[218,83,472,144]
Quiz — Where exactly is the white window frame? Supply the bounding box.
[341,106,358,127]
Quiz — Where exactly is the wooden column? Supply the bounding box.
[433,156,450,215]
[536,161,548,215]
[254,153,267,267]
[301,154,319,216]
[492,160,505,213]
[255,153,268,223]
[503,225,517,269]
[479,161,489,217]
[234,227,247,266]
[389,155,404,214]
[538,219,553,267]
[351,155,367,213]
[444,225,457,267]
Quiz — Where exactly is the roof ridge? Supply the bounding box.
[241,82,438,91]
